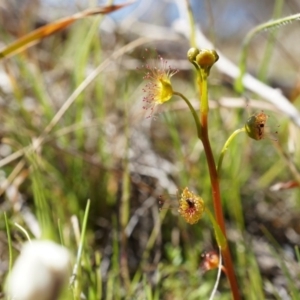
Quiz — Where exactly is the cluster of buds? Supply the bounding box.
[187,48,219,75]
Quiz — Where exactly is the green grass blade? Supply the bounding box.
[4,213,13,273]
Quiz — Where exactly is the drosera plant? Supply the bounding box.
[2,1,299,298]
[140,47,281,299]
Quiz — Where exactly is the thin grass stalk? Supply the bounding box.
[295,246,300,263]
[4,212,13,273]
[257,0,283,82]
[30,157,54,240]
[185,0,196,48]
[120,98,131,288]
[70,199,91,297]
[73,17,101,147]
[57,219,65,246]
[14,223,31,242]
[130,203,167,296]
[261,226,300,299]
[95,251,102,300]
[247,252,265,299]
[272,140,300,185]
[0,159,26,197]
[163,112,189,186]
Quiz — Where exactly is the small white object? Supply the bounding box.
[6,240,71,300]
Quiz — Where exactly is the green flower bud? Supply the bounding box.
[187,47,200,63]
[196,49,219,73]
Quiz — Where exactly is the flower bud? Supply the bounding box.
[200,250,227,274]
[187,47,200,63]
[195,49,219,73]
[201,250,219,272]
[6,240,71,300]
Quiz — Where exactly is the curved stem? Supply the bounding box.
[217,128,246,176]
[173,91,202,140]
[209,247,223,300]
[234,13,300,93]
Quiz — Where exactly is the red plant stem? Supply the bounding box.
[201,114,241,300]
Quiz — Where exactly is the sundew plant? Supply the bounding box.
[1,1,300,300]
[141,47,274,299]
